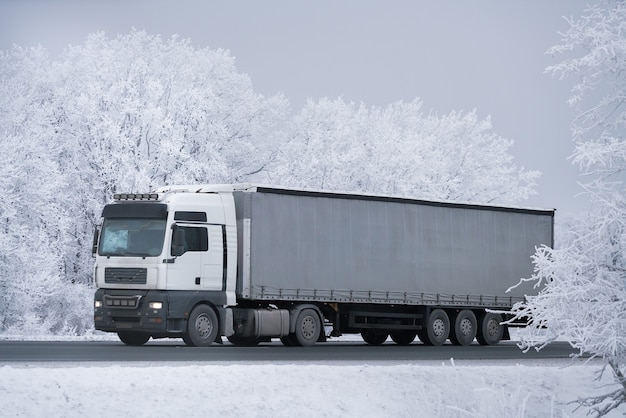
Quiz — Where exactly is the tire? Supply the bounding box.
[117,332,150,346]
[450,310,477,346]
[294,308,321,347]
[185,304,219,347]
[390,331,417,345]
[361,329,389,345]
[423,309,450,346]
[477,312,504,346]
[280,334,299,347]
[227,336,260,346]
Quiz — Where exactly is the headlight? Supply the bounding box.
[94,300,102,308]
[149,302,163,310]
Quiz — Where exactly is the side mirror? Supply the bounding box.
[92,226,100,255]
[171,226,186,257]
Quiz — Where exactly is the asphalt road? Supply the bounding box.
[0,339,581,363]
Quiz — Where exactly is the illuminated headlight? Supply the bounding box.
[95,300,102,308]
[149,302,163,310]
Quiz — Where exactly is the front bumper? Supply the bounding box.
[94,289,185,337]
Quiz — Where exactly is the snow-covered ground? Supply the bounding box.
[0,359,616,418]
[0,333,622,417]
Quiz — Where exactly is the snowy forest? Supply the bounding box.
[1,0,626,414]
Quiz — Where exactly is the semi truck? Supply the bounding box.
[93,184,554,347]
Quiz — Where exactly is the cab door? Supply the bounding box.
[166,224,224,291]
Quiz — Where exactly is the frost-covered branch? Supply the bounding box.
[514,1,626,415]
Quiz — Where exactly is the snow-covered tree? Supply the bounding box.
[0,30,288,334]
[50,30,288,283]
[0,45,93,334]
[270,97,539,204]
[510,2,626,415]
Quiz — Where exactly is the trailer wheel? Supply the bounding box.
[185,304,219,347]
[294,309,321,347]
[390,331,417,345]
[423,309,450,346]
[117,332,150,346]
[477,312,504,346]
[450,310,477,346]
[361,329,388,345]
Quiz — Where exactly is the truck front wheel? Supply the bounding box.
[185,304,219,347]
[117,332,150,346]
[294,309,321,347]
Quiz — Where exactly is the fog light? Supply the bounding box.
[95,301,102,308]
[149,302,163,310]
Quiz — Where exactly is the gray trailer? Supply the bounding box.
[94,184,554,347]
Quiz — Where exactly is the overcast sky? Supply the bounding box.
[0,0,591,216]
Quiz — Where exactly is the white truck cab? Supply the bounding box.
[93,185,242,346]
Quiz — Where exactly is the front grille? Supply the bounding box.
[104,294,142,309]
[105,267,147,284]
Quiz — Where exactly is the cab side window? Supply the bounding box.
[172,226,208,255]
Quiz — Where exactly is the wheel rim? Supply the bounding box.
[195,313,213,339]
[432,318,445,338]
[487,318,500,337]
[460,318,473,337]
[300,315,317,340]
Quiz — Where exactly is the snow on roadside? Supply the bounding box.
[0,360,619,418]
[0,331,622,417]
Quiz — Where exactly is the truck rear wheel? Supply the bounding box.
[185,304,219,347]
[294,309,321,347]
[390,331,416,345]
[227,336,261,346]
[477,312,504,345]
[450,310,477,346]
[423,309,450,346]
[117,332,150,346]
[280,334,299,347]
[361,329,389,345]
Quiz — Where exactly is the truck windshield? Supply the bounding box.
[99,218,166,257]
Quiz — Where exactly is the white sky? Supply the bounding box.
[0,0,591,216]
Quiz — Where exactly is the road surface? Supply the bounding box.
[0,339,581,363]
